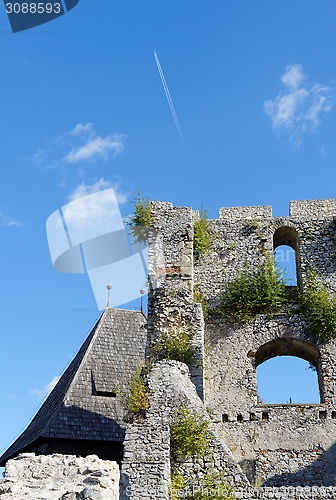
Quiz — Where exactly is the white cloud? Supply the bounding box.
[29,149,50,166]
[30,123,126,169]
[280,64,305,89]
[62,179,127,229]
[30,376,60,399]
[70,122,94,136]
[65,134,125,164]
[264,65,334,146]
[68,178,128,204]
[0,211,21,227]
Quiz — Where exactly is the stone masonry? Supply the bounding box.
[0,453,119,499]
[3,198,336,500]
[138,198,336,498]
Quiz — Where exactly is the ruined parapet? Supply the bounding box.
[121,361,248,500]
[0,453,119,499]
[195,199,336,307]
[147,202,204,394]
[219,205,273,221]
[147,202,194,343]
[146,198,336,488]
[191,199,336,487]
[290,198,336,217]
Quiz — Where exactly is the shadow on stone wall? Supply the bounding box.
[240,459,257,485]
[262,442,336,487]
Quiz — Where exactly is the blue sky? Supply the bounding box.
[0,0,333,457]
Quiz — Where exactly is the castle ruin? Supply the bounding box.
[2,198,336,499]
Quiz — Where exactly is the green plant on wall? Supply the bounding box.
[128,191,152,243]
[221,259,286,323]
[246,219,260,230]
[194,207,213,256]
[170,407,209,461]
[169,469,186,500]
[126,366,149,416]
[193,285,209,321]
[193,470,235,500]
[152,325,195,365]
[228,241,237,252]
[299,272,336,342]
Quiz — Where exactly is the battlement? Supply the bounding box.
[217,198,336,221]
[290,198,336,217]
[219,205,272,220]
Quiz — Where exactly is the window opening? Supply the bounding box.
[222,414,229,423]
[319,410,327,420]
[257,355,320,404]
[91,372,118,398]
[262,412,269,421]
[274,245,297,286]
[94,390,117,398]
[273,226,300,287]
[237,414,243,422]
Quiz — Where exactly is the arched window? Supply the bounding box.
[273,226,300,287]
[255,338,322,404]
[274,245,297,286]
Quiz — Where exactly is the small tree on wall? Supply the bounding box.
[194,207,213,257]
[220,259,286,324]
[299,272,336,342]
[128,191,152,243]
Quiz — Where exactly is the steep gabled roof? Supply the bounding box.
[0,308,147,465]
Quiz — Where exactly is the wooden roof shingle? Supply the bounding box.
[0,308,147,465]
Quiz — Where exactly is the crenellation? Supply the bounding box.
[290,198,336,217]
[219,205,273,220]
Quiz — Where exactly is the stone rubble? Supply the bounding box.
[0,453,119,500]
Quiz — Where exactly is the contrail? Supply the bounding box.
[154,50,184,143]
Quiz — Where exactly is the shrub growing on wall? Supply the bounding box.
[193,285,209,321]
[126,366,149,416]
[170,407,209,460]
[169,469,186,500]
[152,325,195,365]
[128,191,152,243]
[300,273,336,342]
[194,208,213,256]
[193,470,235,500]
[221,259,286,323]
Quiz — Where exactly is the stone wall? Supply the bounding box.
[189,201,336,487]
[120,360,248,500]
[290,198,336,217]
[147,201,204,393]
[0,453,119,499]
[235,486,336,498]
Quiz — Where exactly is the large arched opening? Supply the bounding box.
[255,338,323,404]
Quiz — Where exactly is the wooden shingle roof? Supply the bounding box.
[0,308,147,465]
